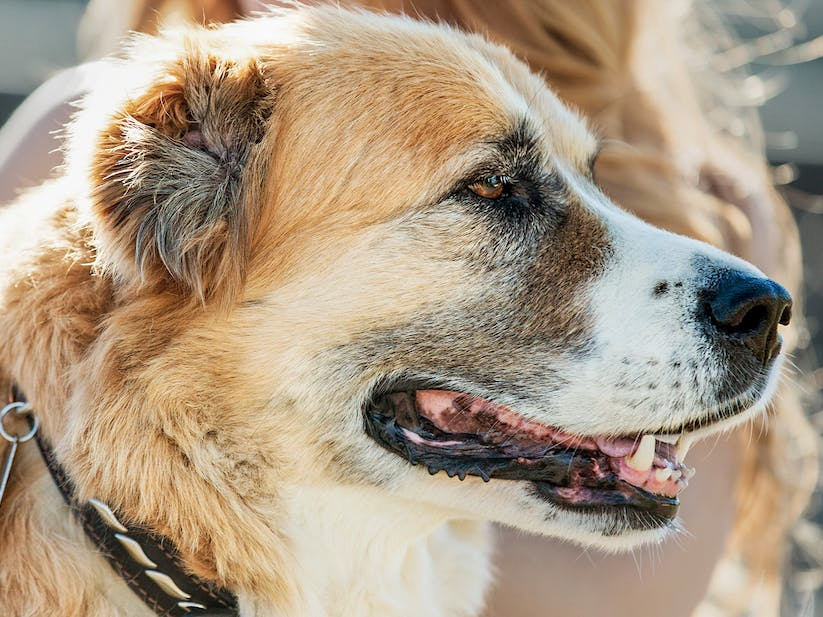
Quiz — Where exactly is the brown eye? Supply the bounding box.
[469,175,510,199]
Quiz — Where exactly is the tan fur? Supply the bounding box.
[0,9,603,615]
[0,5,810,617]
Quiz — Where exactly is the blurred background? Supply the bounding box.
[0,0,822,613]
[0,0,86,122]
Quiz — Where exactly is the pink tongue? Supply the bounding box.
[594,437,638,458]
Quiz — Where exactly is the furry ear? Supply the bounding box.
[87,34,276,305]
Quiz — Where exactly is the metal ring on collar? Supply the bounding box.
[0,402,37,443]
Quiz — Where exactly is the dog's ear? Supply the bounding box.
[87,34,276,306]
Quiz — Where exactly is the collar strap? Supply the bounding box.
[14,389,239,617]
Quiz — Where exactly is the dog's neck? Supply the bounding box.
[245,484,493,617]
[6,450,492,617]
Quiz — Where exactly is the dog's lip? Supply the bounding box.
[364,384,700,522]
[531,481,679,518]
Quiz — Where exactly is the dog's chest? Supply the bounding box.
[272,487,494,617]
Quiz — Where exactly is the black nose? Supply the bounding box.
[703,271,792,365]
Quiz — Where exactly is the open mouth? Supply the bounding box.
[364,388,698,525]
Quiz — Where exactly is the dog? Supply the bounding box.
[0,6,794,616]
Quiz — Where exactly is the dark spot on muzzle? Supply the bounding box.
[653,281,669,297]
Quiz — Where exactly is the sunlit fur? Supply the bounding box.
[0,6,798,617]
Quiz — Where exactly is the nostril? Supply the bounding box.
[779,305,792,326]
[705,300,769,335]
[701,270,792,365]
[735,303,768,335]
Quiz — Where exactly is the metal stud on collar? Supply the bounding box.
[90,495,211,612]
[145,570,193,600]
[115,533,158,568]
[178,601,209,611]
[88,498,129,533]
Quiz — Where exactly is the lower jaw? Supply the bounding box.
[531,482,679,529]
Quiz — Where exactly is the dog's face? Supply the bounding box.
[78,7,790,551]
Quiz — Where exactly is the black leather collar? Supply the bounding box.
[13,388,239,616]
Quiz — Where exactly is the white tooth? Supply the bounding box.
[654,467,672,482]
[654,435,678,444]
[626,435,656,471]
[676,434,694,461]
[670,469,682,480]
[683,466,696,480]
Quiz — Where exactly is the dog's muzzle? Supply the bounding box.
[363,266,792,531]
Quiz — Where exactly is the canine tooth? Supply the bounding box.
[625,435,656,471]
[676,434,694,461]
[654,467,672,482]
[655,435,679,444]
[670,469,682,480]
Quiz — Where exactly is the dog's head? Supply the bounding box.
[73,6,790,550]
